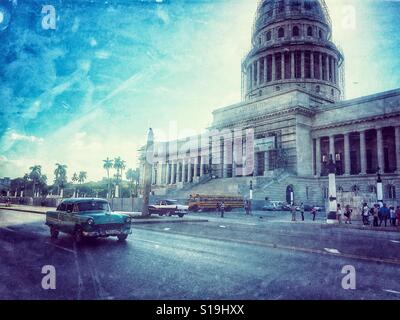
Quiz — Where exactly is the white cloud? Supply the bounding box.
[9,132,44,144]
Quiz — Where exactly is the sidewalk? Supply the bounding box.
[0,204,208,224]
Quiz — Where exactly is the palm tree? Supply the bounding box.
[78,171,87,197]
[22,173,29,197]
[103,157,113,198]
[54,163,68,197]
[126,168,139,197]
[29,165,42,197]
[113,157,125,197]
[72,172,79,197]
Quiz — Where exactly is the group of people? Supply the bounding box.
[361,203,400,227]
[291,203,318,222]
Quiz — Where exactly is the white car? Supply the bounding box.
[148,200,189,217]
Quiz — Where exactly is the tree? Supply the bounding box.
[103,157,113,198]
[126,168,140,197]
[72,172,79,197]
[29,165,42,197]
[78,172,87,197]
[54,163,67,196]
[113,157,125,197]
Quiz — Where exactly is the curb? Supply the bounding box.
[0,207,46,215]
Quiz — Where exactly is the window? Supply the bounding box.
[258,37,262,45]
[337,186,344,192]
[316,85,320,93]
[319,30,324,39]
[278,0,285,12]
[57,202,67,211]
[307,26,313,37]
[276,86,281,91]
[368,185,377,194]
[388,185,396,199]
[351,185,360,195]
[304,0,313,10]
[323,187,329,200]
[266,31,271,41]
[278,27,285,38]
[293,26,300,37]
[331,89,335,96]
[291,1,301,12]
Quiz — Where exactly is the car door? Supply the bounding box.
[57,202,67,232]
[63,203,76,233]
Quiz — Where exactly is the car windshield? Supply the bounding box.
[165,200,177,205]
[76,201,110,212]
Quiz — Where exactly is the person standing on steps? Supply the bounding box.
[311,205,317,221]
[291,203,297,222]
[220,201,225,218]
[299,203,305,221]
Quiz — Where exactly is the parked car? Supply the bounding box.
[148,199,189,217]
[45,198,132,243]
[262,201,290,211]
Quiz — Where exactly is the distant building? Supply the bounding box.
[140,0,400,206]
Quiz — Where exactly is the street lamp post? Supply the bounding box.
[327,154,338,224]
[376,167,383,208]
[141,128,154,216]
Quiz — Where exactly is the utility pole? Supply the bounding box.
[327,154,338,224]
[376,167,383,208]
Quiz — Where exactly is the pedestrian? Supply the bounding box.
[220,201,225,218]
[291,203,297,222]
[300,202,305,221]
[373,204,379,227]
[344,204,352,224]
[337,204,342,224]
[362,203,370,225]
[311,205,317,221]
[396,206,400,227]
[378,203,390,227]
[244,200,250,215]
[389,206,396,226]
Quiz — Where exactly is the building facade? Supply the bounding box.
[140,0,400,207]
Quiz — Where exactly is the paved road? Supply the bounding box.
[1,208,400,300]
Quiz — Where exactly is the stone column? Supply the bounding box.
[256,59,260,87]
[171,161,176,184]
[301,51,305,79]
[310,52,314,79]
[359,130,367,174]
[166,162,171,185]
[326,55,330,82]
[264,150,270,175]
[199,155,204,177]
[330,56,334,82]
[395,126,400,174]
[376,128,384,173]
[264,56,267,83]
[187,158,192,183]
[344,133,351,175]
[319,53,323,80]
[194,157,199,179]
[329,135,335,159]
[291,51,295,79]
[182,159,187,183]
[315,137,321,176]
[272,54,276,81]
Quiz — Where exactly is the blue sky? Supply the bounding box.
[0,0,399,181]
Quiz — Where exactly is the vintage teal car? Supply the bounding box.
[45,198,132,243]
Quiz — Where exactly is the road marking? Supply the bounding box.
[383,289,400,295]
[163,228,171,231]
[45,242,75,253]
[1,227,16,233]
[133,238,162,245]
[219,225,226,228]
[324,248,340,254]
[73,242,84,300]
[390,240,400,244]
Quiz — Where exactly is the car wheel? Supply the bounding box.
[178,213,184,218]
[159,212,164,216]
[117,234,128,241]
[50,226,59,239]
[73,226,83,244]
[168,211,173,216]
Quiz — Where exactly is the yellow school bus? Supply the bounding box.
[188,194,244,212]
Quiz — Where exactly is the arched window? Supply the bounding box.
[388,185,396,199]
[331,89,335,96]
[278,27,285,38]
[293,26,300,37]
[315,85,320,93]
[307,26,313,37]
[337,186,344,193]
[266,31,271,41]
[319,30,324,39]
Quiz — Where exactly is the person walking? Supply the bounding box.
[311,205,317,221]
[362,203,370,225]
[291,203,297,222]
[396,206,400,227]
[299,203,305,221]
[337,204,343,224]
[390,206,396,226]
[220,201,225,218]
[344,204,352,224]
[378,203,390,227]
[244,200,250,215]
[373,204,379,227]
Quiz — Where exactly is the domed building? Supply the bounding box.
[141,0,400,207]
